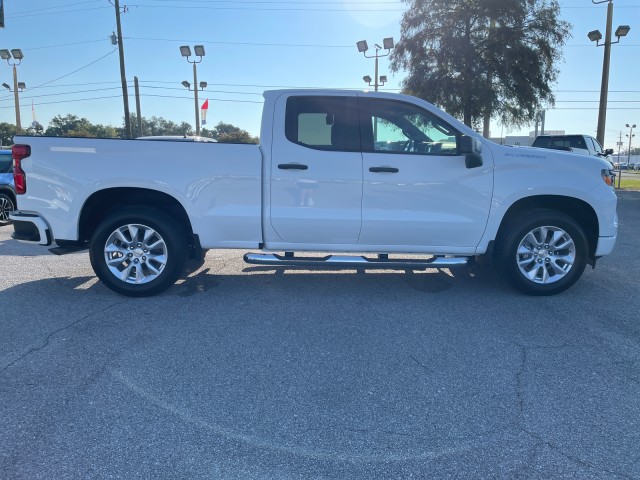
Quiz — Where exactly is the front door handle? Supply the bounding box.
[369,167,399,173]
[278,163,308,170]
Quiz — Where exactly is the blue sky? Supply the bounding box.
[0,0,638,149]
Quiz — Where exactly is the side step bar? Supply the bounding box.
[243,252,469,270]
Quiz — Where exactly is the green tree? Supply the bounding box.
[128,114,194,138]
[0,122,17,147]
[24,121,45,136]
[391,0,571,129]
[203,122,259,144]
[45,114,94,137]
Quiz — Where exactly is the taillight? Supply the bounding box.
[12,144,30,195]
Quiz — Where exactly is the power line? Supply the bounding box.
[29,50,119,91]
[10,6,111,18]
[26,39,108,52]
[0,94,263,109]
[126,4,404,11]
[125,36,355,48]
[10,1,102,15]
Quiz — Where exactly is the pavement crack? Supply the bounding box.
[0,301,123,373]
[409,354,433,374]
[520,429,634,479]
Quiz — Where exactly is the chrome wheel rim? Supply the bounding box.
[0,196,13,223]
[516,226,576,285]
[103,223,168,284]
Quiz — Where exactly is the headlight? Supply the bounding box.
[601,169,615,187]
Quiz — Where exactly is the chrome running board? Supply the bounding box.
[243,252,469,270]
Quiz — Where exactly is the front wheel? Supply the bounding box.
[89,207,188,297]
[496,210,588,296]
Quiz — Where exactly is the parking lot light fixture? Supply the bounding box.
[193,45,205,58]
[357,37,394,92]
[615,25,630,38]
[0,49,11,60]
[10,49,23,60]
[180,45,192,57]
[588,30,603,42]
[182,80,190,89]
[199,81,207,89]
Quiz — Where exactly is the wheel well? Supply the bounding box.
[79,188,194,243]
[0,186,16,204]
[497,195,599,258]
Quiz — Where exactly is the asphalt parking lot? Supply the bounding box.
[1,191,639,480]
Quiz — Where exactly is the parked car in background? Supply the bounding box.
[136,135,218,143]
[613,162,629,170]
[532,134,614,167]
[0,149,16,225]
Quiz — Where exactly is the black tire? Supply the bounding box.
[0,192,15,226]
[89,207,188,297]
[495,209,588,296]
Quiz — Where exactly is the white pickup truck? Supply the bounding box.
[10,89,618,297]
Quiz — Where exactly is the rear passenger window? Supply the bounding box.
[285,96,360,151]
[0,154,12,174]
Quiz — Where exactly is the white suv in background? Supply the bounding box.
[532,134,614,166]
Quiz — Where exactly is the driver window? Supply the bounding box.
[362,99,459,155]
[590,137,604,154]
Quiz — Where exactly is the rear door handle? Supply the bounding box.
[369,167,399,173]
[278,163,308,170]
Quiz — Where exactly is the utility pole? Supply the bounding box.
[114,0,132,139]
[134,76,142,137]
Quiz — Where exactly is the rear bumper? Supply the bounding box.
[9,211,52,246]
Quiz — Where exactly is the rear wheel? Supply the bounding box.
[89,207,187,297]
[496,210,588,296]
[0,193,15,225]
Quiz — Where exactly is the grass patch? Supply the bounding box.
[616,176,640,190]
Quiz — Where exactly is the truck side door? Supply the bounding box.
[358,97,493,249]
[268,94,363,244]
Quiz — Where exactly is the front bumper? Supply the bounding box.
[595,234,617,257]
[9,211,52,246]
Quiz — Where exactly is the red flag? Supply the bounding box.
[201,99,209,125]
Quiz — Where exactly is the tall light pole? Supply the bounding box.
[180,45,206,135]
[0,48,24,134]
[588,0,630,146]
[357,37,394,91]
[626,123,636,167]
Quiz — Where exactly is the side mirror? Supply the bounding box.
[459,136,483,168]
[604,148,614,155]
